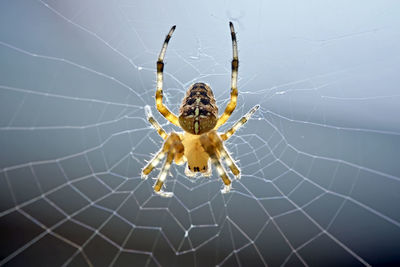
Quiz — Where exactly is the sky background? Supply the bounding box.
[1,0,400,266]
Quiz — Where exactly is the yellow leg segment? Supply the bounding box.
[220,105,260,141]
[219,147,240,178]
[145,105,168,140]
[153,151,174,197]
[213,156,232,194]
[207,131,240,178]
[200,131,233,193]
[142,132,183,197]
[142,150,166,179]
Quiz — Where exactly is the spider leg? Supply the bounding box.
[207,131,240,179]
[214,157,232,194]
[219,145,241,179]
[156,25,180,127]
[220,105,260,141]
[142,149,166,179]
[153,151,175,197]
[143,132,183,197]
[215,22,239,130]
[200,132,232,194]
[145,105,168,140]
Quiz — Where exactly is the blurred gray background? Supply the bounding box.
[1,0,400,266]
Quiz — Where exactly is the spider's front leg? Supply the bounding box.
[200,131,241,194]
[142,132,184,197]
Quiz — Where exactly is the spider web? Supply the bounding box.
[1,0,400,266]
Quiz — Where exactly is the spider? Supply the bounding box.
[142,22,259,197]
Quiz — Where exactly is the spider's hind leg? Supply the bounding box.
[142,149,166,180]
[200,131,232,193]
[208,131,240,179]
[153,151,175,197]
[152,132,184,197]
[219,146,241,179]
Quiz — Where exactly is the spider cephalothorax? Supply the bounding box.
[179,82,218,135]
[142,22,259,197]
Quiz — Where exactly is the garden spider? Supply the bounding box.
[142,22,259,197]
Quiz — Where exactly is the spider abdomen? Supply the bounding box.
[179,83,218,135]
